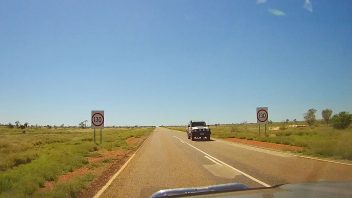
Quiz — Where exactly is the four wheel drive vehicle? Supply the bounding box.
[187,121,211,141]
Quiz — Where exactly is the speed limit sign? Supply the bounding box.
[256,107,268,124]
[91,111,104,128]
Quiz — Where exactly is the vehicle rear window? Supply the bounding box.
[192,122,206,127]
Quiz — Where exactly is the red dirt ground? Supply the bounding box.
[126,137,143,146]
[40,149,129,193]
[87,150,127,164]
[225,138,304,152]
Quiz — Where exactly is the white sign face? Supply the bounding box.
[91,111,104,128]
[256,107,268,124]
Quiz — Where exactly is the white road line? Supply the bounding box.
[168,128,352,166]
[290,155,352,166]
[173,136,271,187]
[94,135,151,198]
[93,152,136,198]
[173,136,186,144]
[213,138,352,166]
[204,155,223,166]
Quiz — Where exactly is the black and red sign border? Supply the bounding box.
[257,109,268,123]
[92,112,104,127]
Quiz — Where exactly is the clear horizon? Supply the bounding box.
[1,0,351,126]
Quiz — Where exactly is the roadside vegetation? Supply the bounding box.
[166,109,352,160]
[0,127,153,197]
[166,124,352,160]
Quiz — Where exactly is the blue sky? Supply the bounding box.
[0,0,351,126]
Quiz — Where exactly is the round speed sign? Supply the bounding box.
[257,109,268,123]
[92,112,104,127]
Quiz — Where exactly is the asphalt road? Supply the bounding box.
[99,127,352,198]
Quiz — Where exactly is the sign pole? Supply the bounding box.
[91,110,104,145]
[100,128,102,144]
[257,107,269,137]
[94,128,96,144]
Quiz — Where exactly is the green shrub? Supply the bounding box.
[230,127,238,133]
[0,127,153,197]
[332,112,352,129]
[0,176,13,192]
[304,108,317,126]
[296,131,308,136]
[276,131,292,136]
[279,126,287,130]
[102,159,112,163]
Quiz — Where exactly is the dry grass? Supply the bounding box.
[166,123,352,160]
[0,127,154,197]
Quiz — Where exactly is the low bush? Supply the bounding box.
[0,127,153,197]
[332,112,352,129]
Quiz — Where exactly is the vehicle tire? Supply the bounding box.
[191,134,195,141]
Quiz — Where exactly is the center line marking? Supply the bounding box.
[204,155,223,166]
[173,136,271,187]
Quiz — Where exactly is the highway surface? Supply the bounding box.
[99,127,352,198]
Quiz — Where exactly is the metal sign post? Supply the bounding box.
[100,128,102,144]
[91,110,104,144]
[94,128,96,144]
[259,124,261,136]
[257,107,269,137]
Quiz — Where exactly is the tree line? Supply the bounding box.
[5,122,66,129]
[304,108,352,129]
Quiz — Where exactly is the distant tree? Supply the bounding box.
[24,122,29,128]
[268,120,273,124]
[46,125,52,129]
[7,123,14,128]
[15,121,20,128]
[60,124,65,128]
[79,122,85,129]
[331,112,352,129]
[285,119,289,123]
[322,109,333,126]
[304,108,317,127]
[293,119,297,124]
